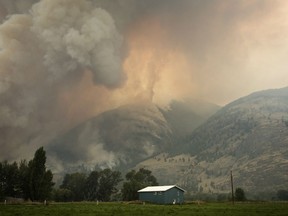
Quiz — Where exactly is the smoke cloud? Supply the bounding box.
[0,0,38,20]
[0,0,125,160]
[31,0,124,87]
[1,0,288,164]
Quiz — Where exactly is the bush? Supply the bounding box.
[53,188,73,202]
[277,190,288,201]
[235,188,246,201]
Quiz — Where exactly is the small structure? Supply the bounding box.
[138,185,185,204]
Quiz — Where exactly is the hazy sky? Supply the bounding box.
[0,0,288,161]
[129,0,288,106]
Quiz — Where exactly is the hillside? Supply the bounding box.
[161,99,220,139]
[47,99,218,173]
[136,87,288,195]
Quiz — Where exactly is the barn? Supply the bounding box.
[138,185,185,204]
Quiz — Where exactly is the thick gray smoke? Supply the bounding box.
[31,0,124,86]
[0,0,38,20]
[0,0,124,126]
[0,0,125,160]
[1,0,288,165]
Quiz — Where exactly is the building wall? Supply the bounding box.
[139,191,165,204]
[139,188,184,204]
[164,188,184,204]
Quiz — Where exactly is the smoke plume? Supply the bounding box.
[1,0,288,164]
[31,0,124,87]
[0,0,125,160]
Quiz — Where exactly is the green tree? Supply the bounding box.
[53,188,73,202]
[85,171,100,201]
[60,172,86,201]
[0,148,53,201]
[0,161,20,198]
[28,147,54,201]
[122,168,158,201]
[235,187,246,201]
[0,162,3,200]
[59,169,122,202]
[277,190,288,201]
[2,161,19,197]
[18,160,30,200]
[98,169,122,201]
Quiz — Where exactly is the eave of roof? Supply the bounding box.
[137,185,185,193]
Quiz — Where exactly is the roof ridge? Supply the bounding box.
[137,185,185,192]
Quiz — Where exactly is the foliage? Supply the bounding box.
[52,188,73,202]
[235,187,246,201]
[0,161,20,200]
[277,190,288,201]
[60,172,87,201]
[85,171,100,201]
[18,160,31,200]
[122,168,158,201]
[59,169,122,202]
[28,147,54,201]
[97,169,122,201]
[0,147,53,201]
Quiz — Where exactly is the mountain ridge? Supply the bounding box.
[46,86,288,196]
[47,99,219,173]
[136,86,288,195]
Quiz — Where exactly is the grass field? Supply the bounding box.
[0,202,287,216]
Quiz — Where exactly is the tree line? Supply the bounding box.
[0,147,158,202]
[0,147,54,201]
[54,169,122,202]
[2,147,288,202]
[54,167,158,202]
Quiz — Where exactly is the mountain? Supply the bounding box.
[47,102,172,172]
[161,99,220,139]
[47,99,219,174]
[136,87,288,195]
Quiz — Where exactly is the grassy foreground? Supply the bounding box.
[0,202,287,216]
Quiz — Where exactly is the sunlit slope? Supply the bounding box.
[138,87,288,194]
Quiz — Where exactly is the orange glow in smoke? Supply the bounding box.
[58,18,196,126]
[57,71,114,126]
[122,18,195,106]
